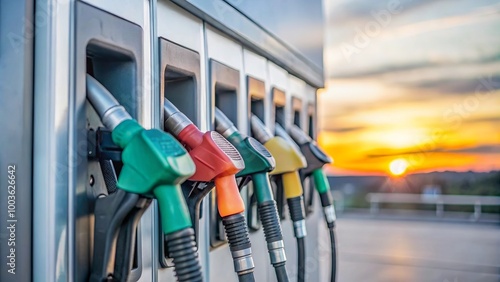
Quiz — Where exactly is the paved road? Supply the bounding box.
[336,218,500,282]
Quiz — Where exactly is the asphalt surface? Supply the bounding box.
[335,217,500,282]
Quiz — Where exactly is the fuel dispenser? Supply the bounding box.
[12,1,328,281]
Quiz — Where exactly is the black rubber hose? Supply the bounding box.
[238,272,256,282]
[287,196,307,282]
[164,228,203,282]
[222,213,255,280]
[320,191,338,282]
[275,264,289,282]
[287,196,306,223]
[258,201,289,282]
[258,201,283,242]
[297,237,306,282]
[329,226,337,282]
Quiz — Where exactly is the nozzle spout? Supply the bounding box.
[214,108,238,138]
[250,115,273,144]
[86,74,132,130]
[163,98,194,136]
[288,124,312,145]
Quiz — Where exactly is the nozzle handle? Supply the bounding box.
[154,184,192,234]
[252,172,274,203]
[311,169,330,195]
[86,74,132,130]
[282,171,304,199]
[250,115,273,143]
[215,175,245,217]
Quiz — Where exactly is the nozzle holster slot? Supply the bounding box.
[160,39,201,126]
[272,88,286,128]
[77,3,144,281]
[158,40,208,268]
[292,97,303,127]
[209,60,243,249]
[248,76,266,122]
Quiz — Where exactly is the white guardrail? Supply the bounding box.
[366,193,500,220]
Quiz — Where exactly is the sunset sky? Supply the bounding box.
[318,0,500,176]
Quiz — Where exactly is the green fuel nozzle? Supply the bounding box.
[214,108,275,199]
[288,124,335,225]
[215,109,288,279]
[86,74,203,282]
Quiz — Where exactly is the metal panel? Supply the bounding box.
[0,1,34,281]
[243,49,268,82]
[33,1,149,281]
[157,38,204,272]
[32,0,74,280]
[155,3,210,281]
[205,25,247,136]
[157,1,204,54]
[80,0,144,26]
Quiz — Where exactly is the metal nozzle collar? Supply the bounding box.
[250,115,273,143]
[289,124,312,145]
[293,219,307,238]
[231,248,255,274]
[163,98,193,136]
[267,240,287,265]
[86,74,132,130]
[101,106,132,131]
[214,108,238,138]
[323,205,336,224]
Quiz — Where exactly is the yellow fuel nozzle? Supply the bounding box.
[250,116,307,199]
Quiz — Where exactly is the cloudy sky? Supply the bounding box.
[318,0,500,175]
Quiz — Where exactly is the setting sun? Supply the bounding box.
[389,159,408,176]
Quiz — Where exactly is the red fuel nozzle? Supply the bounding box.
[164,99,255,278]
[164,102,245,217]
